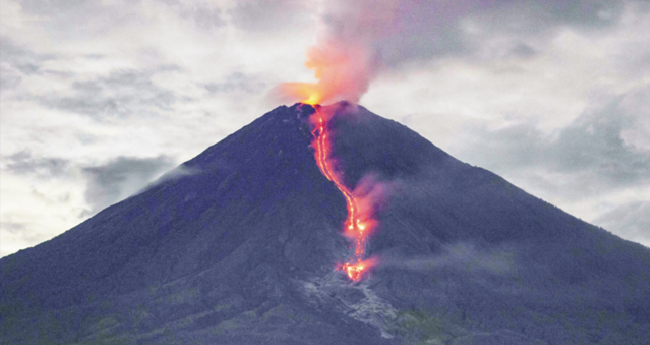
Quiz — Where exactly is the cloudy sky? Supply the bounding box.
[1,0,649,257]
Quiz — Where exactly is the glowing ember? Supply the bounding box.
[310,106,377,281]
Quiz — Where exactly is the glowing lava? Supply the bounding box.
[340,257,378,282]
[310,106,376,281]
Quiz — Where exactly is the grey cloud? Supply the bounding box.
[19,0,95,15]
[181,3,225,31]
[18,0,135,40]
[0,36,82,93]
[229,0,310,32]
[370,2,473,66]
[455,88,650,198]
[4,151,71,179]
[203,72,267,94]
[21,0,225,35]
[451,122,547,174]
[81,155,176,215]
[76,132,97,146]
[84,54,105,60]
[40,68,177,119]
[481,0,625,32]
[0,36,56,76]
[1,222,27,234]
[550,99,650,185]
[507,43,538,59]
[156,0,225,31]
[0,65,22,91]
[594,201,650,247]
[18,0,225,39]
[0,38,179,116]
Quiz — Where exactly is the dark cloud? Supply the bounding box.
[40,68,178,119]
[203,72,267,95]
[81,155,176,215]
[4,151,71,178]
[594,201,650,246]
[454,87,650,198]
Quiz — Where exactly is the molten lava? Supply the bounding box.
[340,257,378,282]
[310,106,376,281]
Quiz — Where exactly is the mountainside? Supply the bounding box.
[2,102,649,345]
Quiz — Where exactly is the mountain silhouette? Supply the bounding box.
[2,102,649,345]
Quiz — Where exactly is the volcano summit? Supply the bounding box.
[2,102,650,344]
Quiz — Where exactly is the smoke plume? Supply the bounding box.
[276,0,631,105]
[276,0,401,105]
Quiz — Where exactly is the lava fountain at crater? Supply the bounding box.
[308,105,377,281]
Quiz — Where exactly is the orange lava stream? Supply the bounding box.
[310,107,374,281]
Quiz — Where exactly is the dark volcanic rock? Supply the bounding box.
[1,102,649,345]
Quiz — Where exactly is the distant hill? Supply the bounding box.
[2,102,649,344]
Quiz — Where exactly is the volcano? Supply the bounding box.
[2,102,649,345]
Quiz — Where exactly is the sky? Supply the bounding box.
[1,0,649,257]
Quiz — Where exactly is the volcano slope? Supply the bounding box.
[2,102,650,345]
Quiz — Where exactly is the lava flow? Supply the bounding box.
[309,105,376,281]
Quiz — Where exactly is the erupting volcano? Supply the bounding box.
[308,104,378,281]
[2,102,650,345]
